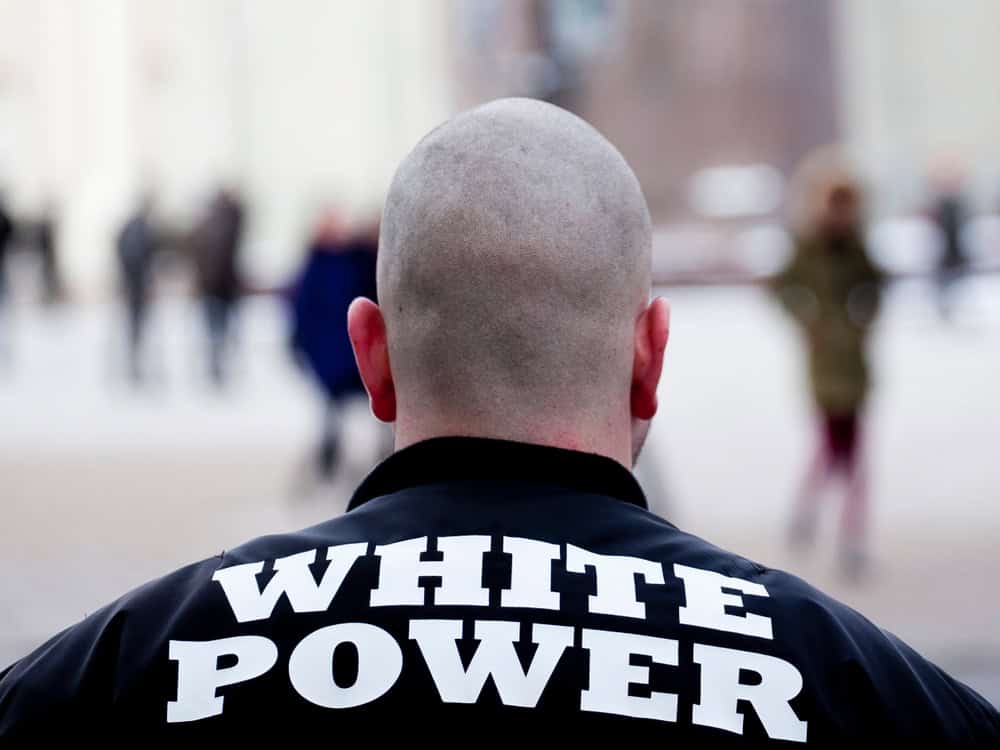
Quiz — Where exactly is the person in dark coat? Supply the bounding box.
[116,196,159,385]
[287,212,379,480]
[772,147,884,579]
[191,189,244,386]
[35,203,65,305]
[0,197,12,302]
[0,196,13,365]
[928,162,969,319]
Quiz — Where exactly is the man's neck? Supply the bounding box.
[393,414,633,470]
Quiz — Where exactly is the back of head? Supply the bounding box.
[378,98,652,438]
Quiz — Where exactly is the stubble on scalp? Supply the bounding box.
[378,98,652,427]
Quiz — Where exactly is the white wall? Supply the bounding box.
[0,0,454,297]
[836,0,1000,213]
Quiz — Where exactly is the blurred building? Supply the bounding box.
[0,0,452,297]
[838,0,1000,214]
[1,0,1000,295]
[455,0,1000,221]
[454,0,838,221]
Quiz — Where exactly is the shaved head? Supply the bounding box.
[353,98,663,464]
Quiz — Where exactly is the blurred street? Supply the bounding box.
[2,279,999,704]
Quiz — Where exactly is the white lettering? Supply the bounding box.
[410,619,573,707]
[212,543,368,624]
[674,564,773,639]
[502,537,561,610]
[288,623,403,708]
[580,628,678,721]
[371,536,491,607]
[565,545,665,618]
[692,643,808,743]
[167,636,278,722]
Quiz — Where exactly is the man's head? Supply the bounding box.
[348,98,668,467]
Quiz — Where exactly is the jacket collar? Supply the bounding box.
[347,436,647,511]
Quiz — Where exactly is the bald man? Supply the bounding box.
[1,100,997,745]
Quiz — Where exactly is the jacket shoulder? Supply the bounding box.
[0,555,224,737]
[625,517,999,741]
[756,566,1000,741]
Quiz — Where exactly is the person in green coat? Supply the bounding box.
[772,147,884,579]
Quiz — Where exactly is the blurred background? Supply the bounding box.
[1,0,998,704]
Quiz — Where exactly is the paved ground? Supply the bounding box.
[1,277,999,704]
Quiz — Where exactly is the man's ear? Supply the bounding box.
[347,297,396,422]
[630,296,670,421]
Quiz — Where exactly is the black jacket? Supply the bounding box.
[1,438,998,745]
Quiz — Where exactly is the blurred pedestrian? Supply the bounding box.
[772,147,884,579]
[0,197,11,298]
[190,188,244,387]
[35,203,65,305]
[286,211,380,484]
[0,195,13,366]
[927,159,969,319]
[116,195,159,385]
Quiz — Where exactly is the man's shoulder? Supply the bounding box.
[653,525,1000,740]
[0,552,228,735]
[0,518,362,737]
[637,520,911,665]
